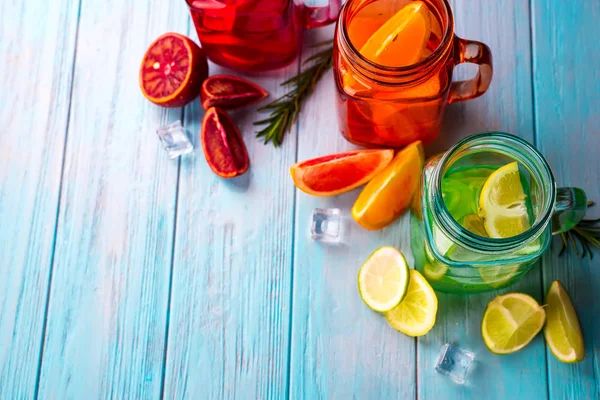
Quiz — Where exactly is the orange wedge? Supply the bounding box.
[359,1,431,67]
[291,149,394,197]
[343,2,432,94]
[352,141,424,229]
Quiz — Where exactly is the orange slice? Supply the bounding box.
[352,141,424,229]
[342,2,432,94]
[359,1,431,67]
[290,149,394,197]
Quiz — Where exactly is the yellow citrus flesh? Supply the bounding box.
[479,162,530,238]
[481,293,546,354]
[357,247,410,312]
[544,280,585,363]
[385,269,438,336]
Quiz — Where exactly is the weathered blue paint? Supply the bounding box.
[0,0,79,397]
[0,0,598,398]
[532,0,600,398]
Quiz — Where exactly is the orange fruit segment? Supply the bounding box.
[342,2,432,94]
[290,149,394,197]
[359,1,431,67]
[352,141,424,229]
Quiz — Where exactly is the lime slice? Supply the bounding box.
[477,264,520,288]
[479,162,530,238]
[385,270,438,336]
[423,262,447,281]
[544,280,585,363]
[358,247,410,312]
[481,293,546,354]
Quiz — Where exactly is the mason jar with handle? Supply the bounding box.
[186,0,341,72]
[410,132,588,293]
[333,0,493,148]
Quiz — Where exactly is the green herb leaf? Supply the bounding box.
[558,201,599,259]
[255,40,334,146]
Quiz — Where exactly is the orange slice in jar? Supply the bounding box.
[359,1,431,67]
[342,1,432,94]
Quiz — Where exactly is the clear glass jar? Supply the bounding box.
[411,132,588,293]
[333,0,493,148]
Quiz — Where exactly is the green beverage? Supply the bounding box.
[409,132,590,293]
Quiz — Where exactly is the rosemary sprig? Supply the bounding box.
[558,201,600,259]
[254,40,334,146]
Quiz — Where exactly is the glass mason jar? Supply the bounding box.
[186,0,341,72]
[410,132,588,293]
[333,0,493,148]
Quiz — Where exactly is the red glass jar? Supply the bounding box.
[334,0,493,148]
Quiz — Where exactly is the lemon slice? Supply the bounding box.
[385,269,438,336]
[544,280,585,363]
[481,293,546,354]
[358,247,410,312]
[479,162,530,238]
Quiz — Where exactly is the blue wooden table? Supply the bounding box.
[1,0,599,398]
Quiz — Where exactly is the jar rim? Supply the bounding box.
[430,132,556,253]
[338,0,455,80]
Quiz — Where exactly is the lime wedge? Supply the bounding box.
[481,293,546,354]
[544,280,585,363]
[385,270,438,336]
[479,162,530,238]
[358,247,410,312]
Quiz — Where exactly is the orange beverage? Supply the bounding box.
[333,0,493,147]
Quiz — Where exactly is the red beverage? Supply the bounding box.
[187,0,341,72]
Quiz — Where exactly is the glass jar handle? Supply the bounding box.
[304,0,341,29]
[448,36,493,103]
[552,187,588,234]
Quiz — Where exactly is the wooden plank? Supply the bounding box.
[35,1,189,397]
[289,26,417,399]
[162,43,299,400]
[418,1,549,398]
[0,0,79,397]
[531,0,600,398]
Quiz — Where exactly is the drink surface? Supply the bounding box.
[188,0,301,71]
[441,164,534,236]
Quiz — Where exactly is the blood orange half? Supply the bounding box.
[139,32,209,108]
[290,149,395,197]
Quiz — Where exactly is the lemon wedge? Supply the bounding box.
[479,162,530,238]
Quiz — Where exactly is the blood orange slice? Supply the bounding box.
[201,75,268,110]
[201,107,249,178]
[139,32,209,108]
[290,149,394,197]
